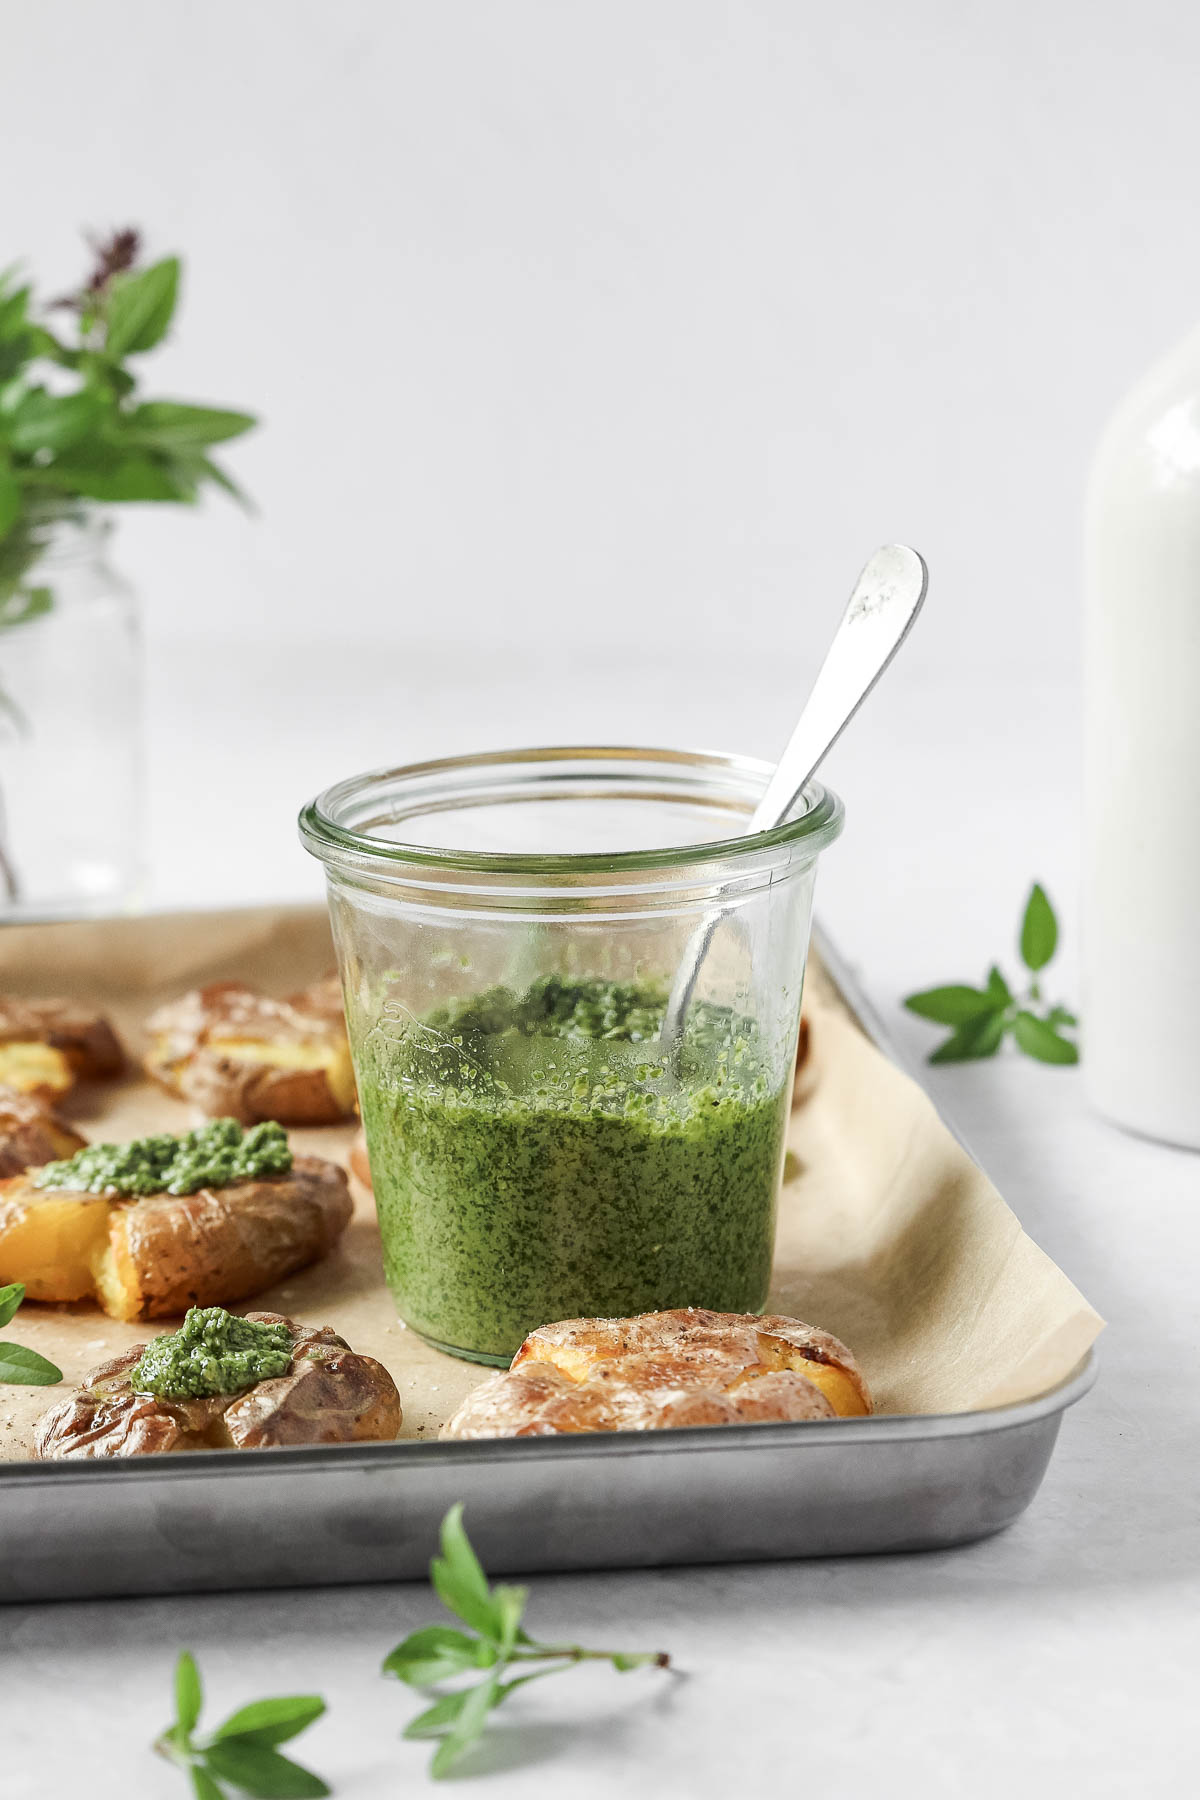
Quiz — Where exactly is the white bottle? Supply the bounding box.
[1084,324,1200,1148]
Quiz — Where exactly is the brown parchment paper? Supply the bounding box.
[0,905,1102,1460]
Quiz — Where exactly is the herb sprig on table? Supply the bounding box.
[383,1503,671,1778]
[0,1281,61,1384]
[156,1652,330,1799]
[904,883,1079,1066]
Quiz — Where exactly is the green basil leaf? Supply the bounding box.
[986,964,1012,1005]
[175,1651,203,1736]
[383,1624,489,1687]
[203,1738,329,1798]
[1020,883,1058,973]
[1046,1005,1078,1029]
[49,452,191,502]
[0,472,18,540]
[191,1767,224,1800]
[0,586,52,629]
[104,256,180,357]
[196,455,253,510]
[128,401,257,447]
[0,1281,24,1329]
[928,1009,1008,1064]
[0,1341,63,1385]
[26,325,79,368]
[490,1584,528,1656]
[1013,1011,1079,1065]
[211,1694,325,1746]
[402,1688,475,1741]
[903,984,999,1026]
[9,388,104,454]
[428,1674,500,1779]
[431,1504,501,1639]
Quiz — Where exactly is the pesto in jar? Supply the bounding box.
[130,1306,293,1400]
[356,976,789,1364]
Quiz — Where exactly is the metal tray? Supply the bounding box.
[0,923,1096,1603]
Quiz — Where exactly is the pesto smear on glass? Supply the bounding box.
[130,1306,293,1400]
[356,975,789,1364]
[33,1119,292,1197]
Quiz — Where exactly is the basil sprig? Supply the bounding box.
[155,1652,329,1799]
[904,883,1079,1066]
[383,1503,670,1778]
[0,1281,62,1385]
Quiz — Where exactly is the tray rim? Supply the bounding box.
[0,903,1099,1489]
[0,1344,1098,1489]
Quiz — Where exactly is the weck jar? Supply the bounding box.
[300,746,843,1364]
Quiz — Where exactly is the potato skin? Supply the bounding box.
[0,1084,86,1179]
[145,982,354,1125]
[0,998,124,1081]
[106,1156,354,1321]
[33,1314,402,1459]
[443,1307,871,1439]
[0,1155,352,1320]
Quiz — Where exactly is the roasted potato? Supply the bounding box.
[33,1312,403,1458]
[286,973,347,1026]
[0,1084,87,1179]
[442,1307,871,1438]
[0,1155,353,1320]
[145,982,356,1125]
[0,997,124,1101]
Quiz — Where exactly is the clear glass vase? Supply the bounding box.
[0,509,144,916]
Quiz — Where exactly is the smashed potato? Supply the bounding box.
[0,998,124,1101]
[145,981,356,1125]
[0,1155,353,1320]
[442,1308,871,1438]
[0,1084,87,1180]
[34,1312,402,1458]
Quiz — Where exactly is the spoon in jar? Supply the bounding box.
[659,543,929,1054]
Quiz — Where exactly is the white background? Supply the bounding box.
[3,6,1200,1797]
[7,0,1200,956]
[7,0,1200,682]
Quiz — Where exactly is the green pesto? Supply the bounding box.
[357,975,788,1364]
[130,1306,293,1399]
[33,1119,292,1198]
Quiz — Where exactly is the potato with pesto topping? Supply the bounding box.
[33,1309,403,1458]
[0,1122,352,1319]
[145,981,356,1125]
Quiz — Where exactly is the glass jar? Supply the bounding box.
[0,509,144,916]
[300,747,843,1364]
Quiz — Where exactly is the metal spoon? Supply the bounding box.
[660,543,929,1051]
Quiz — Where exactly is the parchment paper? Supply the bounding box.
[0,905,1102,1460]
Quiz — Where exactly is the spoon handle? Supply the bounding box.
[747,544,928,832]
[660,544,928,1050]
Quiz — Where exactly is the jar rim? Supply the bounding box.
[298,744,844,882]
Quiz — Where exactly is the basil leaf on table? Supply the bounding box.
[0,1281,24,1329]
[1012,1010,1080,1065]
[386,1503,670,1779]
[903,984,1000,1026]
[1020,882,1058,972]
[903,882,1079,1069]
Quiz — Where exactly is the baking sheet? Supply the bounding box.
[0,905,1103,1462]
